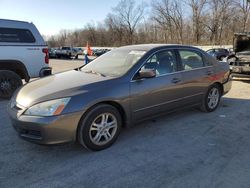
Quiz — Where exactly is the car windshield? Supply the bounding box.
[81,49,146,77]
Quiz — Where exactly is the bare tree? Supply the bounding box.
[152,0,184,43]
[57,29,69,46]
[105,13,125,45]
[234,0,250,32]
[187,0,207,44]
[46,0,249,48]
[111,0,146,44]
[204,0,234,44]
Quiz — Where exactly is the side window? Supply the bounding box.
[0,28,35,43]
[179,50,204,70]
[141,50,177,76]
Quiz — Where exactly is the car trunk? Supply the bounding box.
[234,34,250,52]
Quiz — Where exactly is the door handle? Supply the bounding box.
[207,70,213,75]
[172,78,181,83]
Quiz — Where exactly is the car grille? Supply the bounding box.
[20,129,42,140]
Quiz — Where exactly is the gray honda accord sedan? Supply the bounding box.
[8,44,232,151]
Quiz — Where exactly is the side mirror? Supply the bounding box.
[137,69,156,79]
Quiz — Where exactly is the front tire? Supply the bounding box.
[77,104,122,151]
[0,70,22,99]
[200,84,221,112]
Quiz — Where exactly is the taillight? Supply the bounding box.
[42,48,49,64]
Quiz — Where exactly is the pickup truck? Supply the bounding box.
[227,32,250,77]
[0,19,51,98]
[55,47,78,59]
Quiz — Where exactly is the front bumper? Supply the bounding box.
[7,104,83,144]
[39,67,52,77]
[230,65,250,74]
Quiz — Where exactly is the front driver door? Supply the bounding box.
[130,49,183,121]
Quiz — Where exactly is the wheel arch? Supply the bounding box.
[85,101,127,127]
[0,60,30,82]
[212,82,224,95]
[75,100,128,142]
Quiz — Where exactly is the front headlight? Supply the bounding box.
[24,98,71,116]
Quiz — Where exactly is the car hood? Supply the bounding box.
[16,70,112,107]
[234,34,250,53]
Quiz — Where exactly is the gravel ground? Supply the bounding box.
[50,56,85,74]
[0,60,250,188]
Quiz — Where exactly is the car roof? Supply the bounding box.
[207,48,227,50]
[0,19,33,27]
[118,44,201,52]
[0,19,46,45]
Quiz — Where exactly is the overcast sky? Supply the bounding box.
[0,0,149,36]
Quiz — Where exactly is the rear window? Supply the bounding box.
[215,49,227,53]
[0,28,35,43]
[179,50,204,70]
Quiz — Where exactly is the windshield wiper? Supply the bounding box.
[82,70,106,77]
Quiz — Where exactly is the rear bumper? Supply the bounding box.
[39,67,52,77]
[8,104,83,144]
[222,75,232,95]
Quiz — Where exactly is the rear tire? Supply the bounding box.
[0,70,22,99]
[77,104,122,151]
[200,84,221,112]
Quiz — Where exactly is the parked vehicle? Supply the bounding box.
[8,44,231,151]
[0,19,51,98]
[55,47,78,59]
[74,47,83,56]
[93,49,110,57]
[206,48,230,60]
[227,48,234,54]
[227,32,250,77]
[48,48,57,58]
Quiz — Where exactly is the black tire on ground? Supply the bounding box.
[200,84,221,112]
[0,70,23,99]
[75,55,78,59]
[77,104,122,151]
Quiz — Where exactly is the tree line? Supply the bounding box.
[46,0,250,47]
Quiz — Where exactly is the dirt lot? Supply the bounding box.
[0,59,250,188]
[50,55,86,74]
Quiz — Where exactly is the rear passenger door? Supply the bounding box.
[177,49,214,105]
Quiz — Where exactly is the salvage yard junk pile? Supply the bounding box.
[226,33,250,77]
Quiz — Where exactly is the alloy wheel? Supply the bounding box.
[207,87,220,109]
[89,113,118,146]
